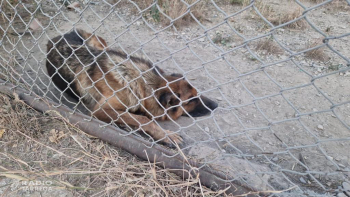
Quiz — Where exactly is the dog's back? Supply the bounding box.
[46,29,161,111]
[46,30,108,106]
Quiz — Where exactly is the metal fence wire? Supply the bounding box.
[1,0,350,196]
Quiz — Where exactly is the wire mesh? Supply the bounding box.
[0,0,349,196]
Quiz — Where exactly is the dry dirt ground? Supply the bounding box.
[0,0,350,196]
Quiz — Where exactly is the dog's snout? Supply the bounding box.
[186,96,218,117]
[207,100,218,110]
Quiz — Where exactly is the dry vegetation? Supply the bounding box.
[298,0,350,14]
[0,0,38,36]
[251,1,307,29]
[255,36,283,55]
[305,39,329,62]
[212,32,233,47]
[268,6,307,29]
[0,93,221,196]
[121,0,206,27]
[229,0,247,5]
[0,0,17,37]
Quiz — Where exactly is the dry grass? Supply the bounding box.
[0,0,18,37]
[0,0,38,36]
[229,0,247,5]
[268,6,307,29]
[0,93,221,196]
[326,0,350,11]
[305,39,329,62]
[308,0,350,11]
[245,1,307,29]
[212,32,233,47]
[255,36,283,55]
[121,0,206,27]
[243,0,273,22]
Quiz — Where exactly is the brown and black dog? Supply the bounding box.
[46,29,217,146]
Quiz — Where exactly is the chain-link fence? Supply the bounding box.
[0,0,350,196]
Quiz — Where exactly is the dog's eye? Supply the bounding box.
[188,98,199,104]
[169,97,180,106]
[172,107,178,112]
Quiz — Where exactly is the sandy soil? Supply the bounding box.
[0,0,349,196]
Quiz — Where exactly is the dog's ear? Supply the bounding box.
[155,66,165,75]
[159,92,180,107]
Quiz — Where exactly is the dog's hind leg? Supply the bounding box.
[93,108,183,146]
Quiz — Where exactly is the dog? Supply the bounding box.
[46,29,218,146]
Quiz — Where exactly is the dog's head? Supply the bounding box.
[156,74,218,120]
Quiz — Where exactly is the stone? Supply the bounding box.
[337,193,346,197]
[342,182,350,191]
[317,125,324,130]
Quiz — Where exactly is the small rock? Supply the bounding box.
[275,101,280,106]
[29,18,42,31]
[326,182,332,186]
[272,157,278,162]
[204,127,209,132]
[299,177,307,184]
[67,2,80,10]
[337,193,347,197]
[317,125,324,130]
[198,38,205,42]
[216,97,223,101]
[342,182,350,191]
[327,156,333,161]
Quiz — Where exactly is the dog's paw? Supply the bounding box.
[162,130,183,148]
